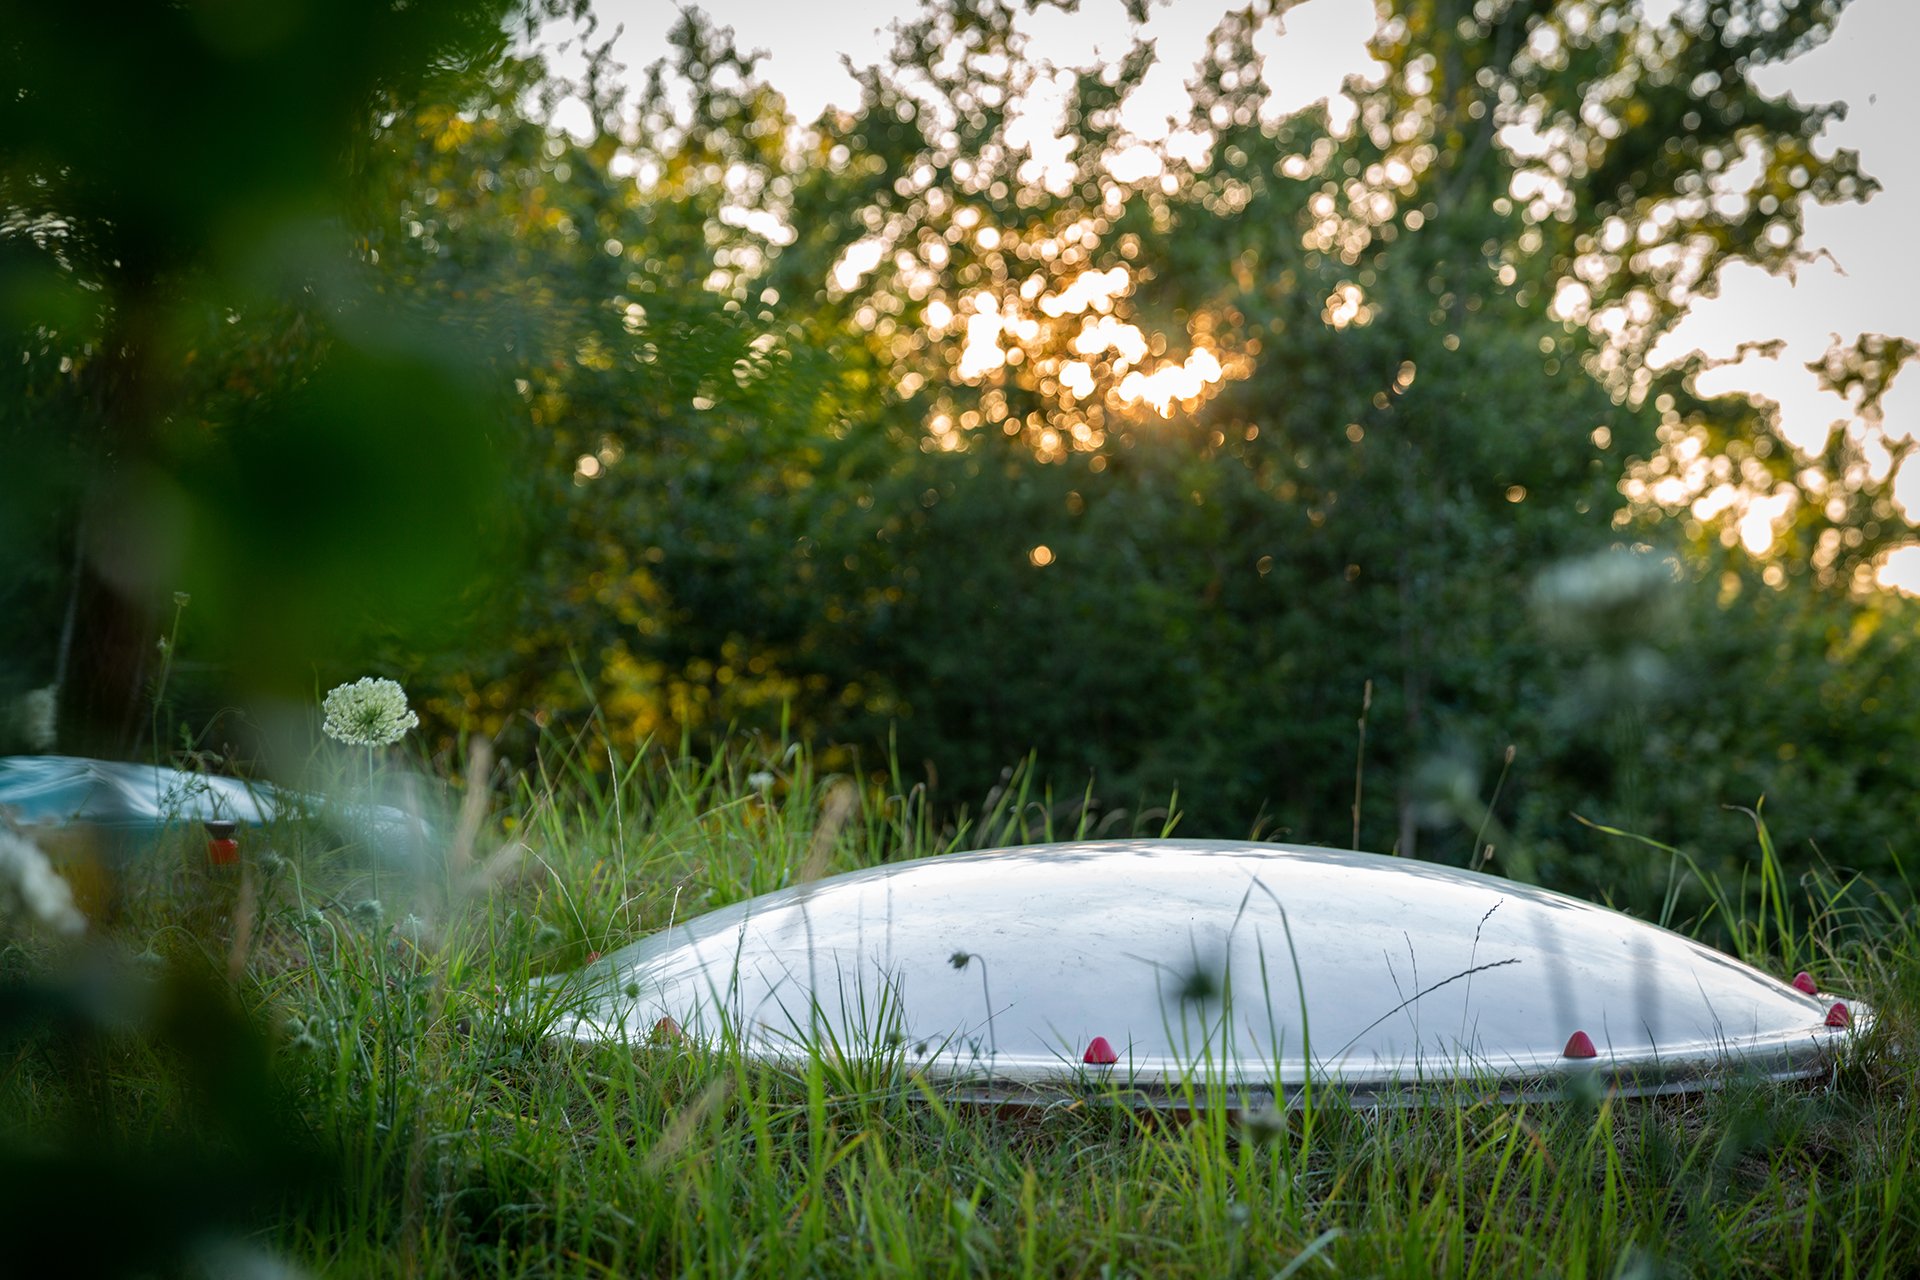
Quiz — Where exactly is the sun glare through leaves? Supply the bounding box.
[918,211,1250,459]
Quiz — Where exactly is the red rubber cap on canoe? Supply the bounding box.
[1825,1002,1851,1029]
[1563,1030,1598,1059]
[1791,971,1818,995]
[1083,1035,1118,1065]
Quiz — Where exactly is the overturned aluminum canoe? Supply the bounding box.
[549,840,1863,1102]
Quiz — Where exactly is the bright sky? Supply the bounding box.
[579,0,1919,583]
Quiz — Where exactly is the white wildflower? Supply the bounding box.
[1534,550,1668,613]
[15,684,57,752]
[1532,550,1676,647]
[322,677,419,747]
[0,829,86,936]
[747,770,775,792]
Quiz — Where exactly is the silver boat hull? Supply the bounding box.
[550,840,1862,1101]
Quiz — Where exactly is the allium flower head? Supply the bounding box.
[0,830,86,936]
[322,677,419,747]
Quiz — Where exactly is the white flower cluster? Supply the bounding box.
[0,829,86,936]
[14,684,57,752]
[322,677,420,748]
[1532,549,1676,649]
[1533,550,1671,618]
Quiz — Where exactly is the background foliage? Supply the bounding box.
[5,0,1918,912]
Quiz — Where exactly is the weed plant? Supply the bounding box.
[2,723,1915,1278]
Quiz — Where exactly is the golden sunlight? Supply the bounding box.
[928,220,1249,458]
[1116,347,1226,416]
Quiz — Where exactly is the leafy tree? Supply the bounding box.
[352,16,896,747]
[729,0,1882,858]
[355,0,1910,898]
[0,0,585,753]
[14,0,1913,914]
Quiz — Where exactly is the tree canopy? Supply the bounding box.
[4,0,1916,909]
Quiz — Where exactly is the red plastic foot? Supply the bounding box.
[1083,1035,1118,1065]
[1792,971,1818,995]
[650,1016,683,1045]
[1825,1002,1852,1029]
[1563,1030,1598,1059]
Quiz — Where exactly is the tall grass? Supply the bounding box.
[4,729,1915,1278]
